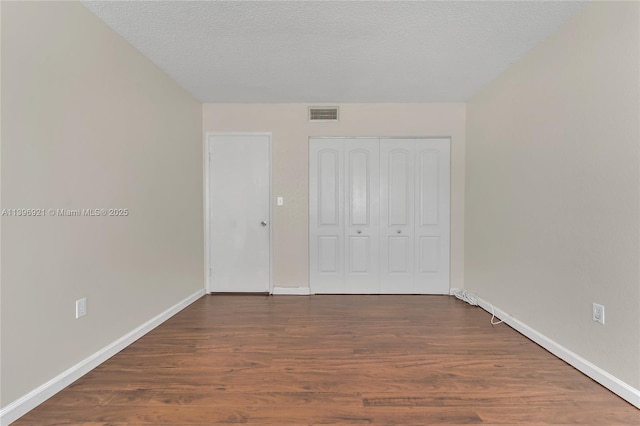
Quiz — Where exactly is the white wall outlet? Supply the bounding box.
[592,303,605,325]
[277,196,284,206]
[75,297,87,319]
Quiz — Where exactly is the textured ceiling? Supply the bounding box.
[82,1,588,103]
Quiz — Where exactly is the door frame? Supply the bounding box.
[204,132,273,293]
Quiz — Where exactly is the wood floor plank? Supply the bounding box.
[13,295,640,425]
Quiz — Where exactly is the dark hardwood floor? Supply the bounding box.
[14,295,639,425]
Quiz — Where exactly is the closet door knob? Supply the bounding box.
[357,230,362,234]
[397,230,402,234]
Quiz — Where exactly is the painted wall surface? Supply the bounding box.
[1,2,204,406]
[466,2,640,389]
[203,104,466,291]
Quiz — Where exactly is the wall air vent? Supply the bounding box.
[309,107,339,122]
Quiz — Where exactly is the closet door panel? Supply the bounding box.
[344,139,380,293]
[309,139,345,293]
[414,139,450,294]
[380,139,415,293]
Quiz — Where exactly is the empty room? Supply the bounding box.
[1,1,639,424]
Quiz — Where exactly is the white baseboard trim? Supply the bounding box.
[455,291,640,409]
[0,288,205,426]
[272,286,311,295]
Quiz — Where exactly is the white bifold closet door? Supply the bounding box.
[379,138,450,294]
[309,138,379,293]
[310,137,450,294]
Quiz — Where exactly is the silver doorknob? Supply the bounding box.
[397,230,402,234]
[261,221,268,227]
[357,230,362,234]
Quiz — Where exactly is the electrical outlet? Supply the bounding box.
[76,298,87,319]
[592,303,605,325]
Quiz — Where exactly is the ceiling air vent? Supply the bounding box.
[309,107,339,122]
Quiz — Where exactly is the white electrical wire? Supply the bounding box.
[490,304,504,325]
[453,289,478,306]
[453,289,504,325]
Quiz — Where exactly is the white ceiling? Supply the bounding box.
[82,1,588,103]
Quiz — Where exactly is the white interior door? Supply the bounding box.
[380,139,415,292]
[309,139,344,293]
[208,134,270,292]
[414,138,450,294]
[380,138,450,294]
[344,139,379,293]
[310,137,450,295]
[310,138,380,293]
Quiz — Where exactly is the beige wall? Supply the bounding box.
[203,103,466,290]
[466,1,640,389]
[1,2,204,406]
